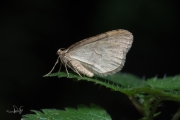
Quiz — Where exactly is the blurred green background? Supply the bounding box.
[0,0,179,120]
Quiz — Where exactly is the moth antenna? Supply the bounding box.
[45,56,60,76]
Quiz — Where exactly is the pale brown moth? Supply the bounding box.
[45,29,133,77]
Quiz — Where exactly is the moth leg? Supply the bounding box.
[58,62,62,73]
[64,64,70,77]
[73,67,83,77]
[68,59,93,77]
[66,61,83,77]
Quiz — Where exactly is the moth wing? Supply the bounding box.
[67,29,133,76]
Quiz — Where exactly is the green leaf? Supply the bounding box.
[44,72,180,102]
[44,71,147,89]
[22,104,111,120]
[146,75,180,90]
[101,73,147,88]
[44,72,146,95]
[43,72,180,119]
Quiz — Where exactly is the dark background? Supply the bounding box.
[0,0,180,120]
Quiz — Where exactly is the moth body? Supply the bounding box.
[46,29,133,77]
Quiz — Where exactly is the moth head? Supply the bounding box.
[57,48,67,55]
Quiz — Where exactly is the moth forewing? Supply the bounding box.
[67,29,133,76]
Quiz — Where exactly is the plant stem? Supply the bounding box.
[129,95,145,116]
[148,97,161,119]
[172,107,180,120]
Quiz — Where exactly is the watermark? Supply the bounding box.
[6,105,23,114]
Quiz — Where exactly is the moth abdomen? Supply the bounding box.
[69,59,94,77]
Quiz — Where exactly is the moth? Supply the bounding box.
[46,29,133,77]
